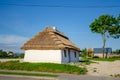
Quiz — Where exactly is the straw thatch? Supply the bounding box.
[21,27,80,51]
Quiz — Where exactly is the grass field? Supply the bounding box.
[82,56,120,62]
[0,61,87,74]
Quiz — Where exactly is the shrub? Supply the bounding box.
[19,53,24,58]
[93,56,99,58]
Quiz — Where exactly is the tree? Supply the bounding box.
[80,48,87,58]
[19,53,24,58]
[0,50,8,58]
[7,51,14,58]
[89,14,120,58]
[113,49,120,54]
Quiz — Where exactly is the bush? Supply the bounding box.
[93,56,99,58]
[80,48,87,58]
[19,53,24,58]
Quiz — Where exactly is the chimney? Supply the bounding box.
[53,26,56,30]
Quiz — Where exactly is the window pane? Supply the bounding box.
[64,50,67,57]
[74,52,76,58]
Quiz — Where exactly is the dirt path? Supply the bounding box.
[86,60,120,77]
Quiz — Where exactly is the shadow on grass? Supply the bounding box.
[79,60,90,62]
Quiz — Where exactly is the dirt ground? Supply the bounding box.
[86,60,120,77]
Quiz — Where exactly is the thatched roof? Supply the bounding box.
[21,27,80,51]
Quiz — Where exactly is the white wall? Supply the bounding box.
[24,50,62,63]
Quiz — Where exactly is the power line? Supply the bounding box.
[0,3,120,8]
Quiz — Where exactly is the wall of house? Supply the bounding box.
[61,49,79,63]
[24,50,62,63]
[70,50,79,62]
[61,49,69,63]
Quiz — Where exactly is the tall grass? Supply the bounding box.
[0,61,87,74]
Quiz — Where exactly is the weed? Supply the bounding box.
[110,74,120,78]
[93,70,96,72]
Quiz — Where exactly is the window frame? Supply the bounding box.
[74,52,77,58]
[64,50,67,57]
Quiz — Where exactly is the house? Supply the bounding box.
[93,48,112,58]
[87,48,94,58]
[21,27,80,64]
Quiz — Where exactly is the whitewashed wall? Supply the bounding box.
[24,50,62,63]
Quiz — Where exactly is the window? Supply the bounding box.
[74,52,77,58]
[64,50,67,57]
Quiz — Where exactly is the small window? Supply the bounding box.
[74,52,77,58]
[64,50,67,57]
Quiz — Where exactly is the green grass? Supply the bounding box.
[80,61,92,65]
[82,56,120,62]
[79,59,97,65]
[83,61,97,65]
[93,69,97,72]
[114,74,120,78]
[0,71,57,77]
[0,61,87,74]
[86,58,116,61]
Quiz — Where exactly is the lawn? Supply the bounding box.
[0,61,87,74]
[82,56,120,62]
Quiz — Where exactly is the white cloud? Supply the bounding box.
[0,35,28,53]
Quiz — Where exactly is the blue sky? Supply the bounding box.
[0,0,120,53]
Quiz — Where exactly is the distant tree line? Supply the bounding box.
[0,49,24,58]
[80,48,120,58]
[113,49,120,54]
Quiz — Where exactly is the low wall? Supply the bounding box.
[0,59,23,62]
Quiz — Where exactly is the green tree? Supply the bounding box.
[7,51,14,58]
[81,48,87,58]
[113,49,120,54]
[89,14,120,58]
[19,53,24,58]
[0,50,8,58]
